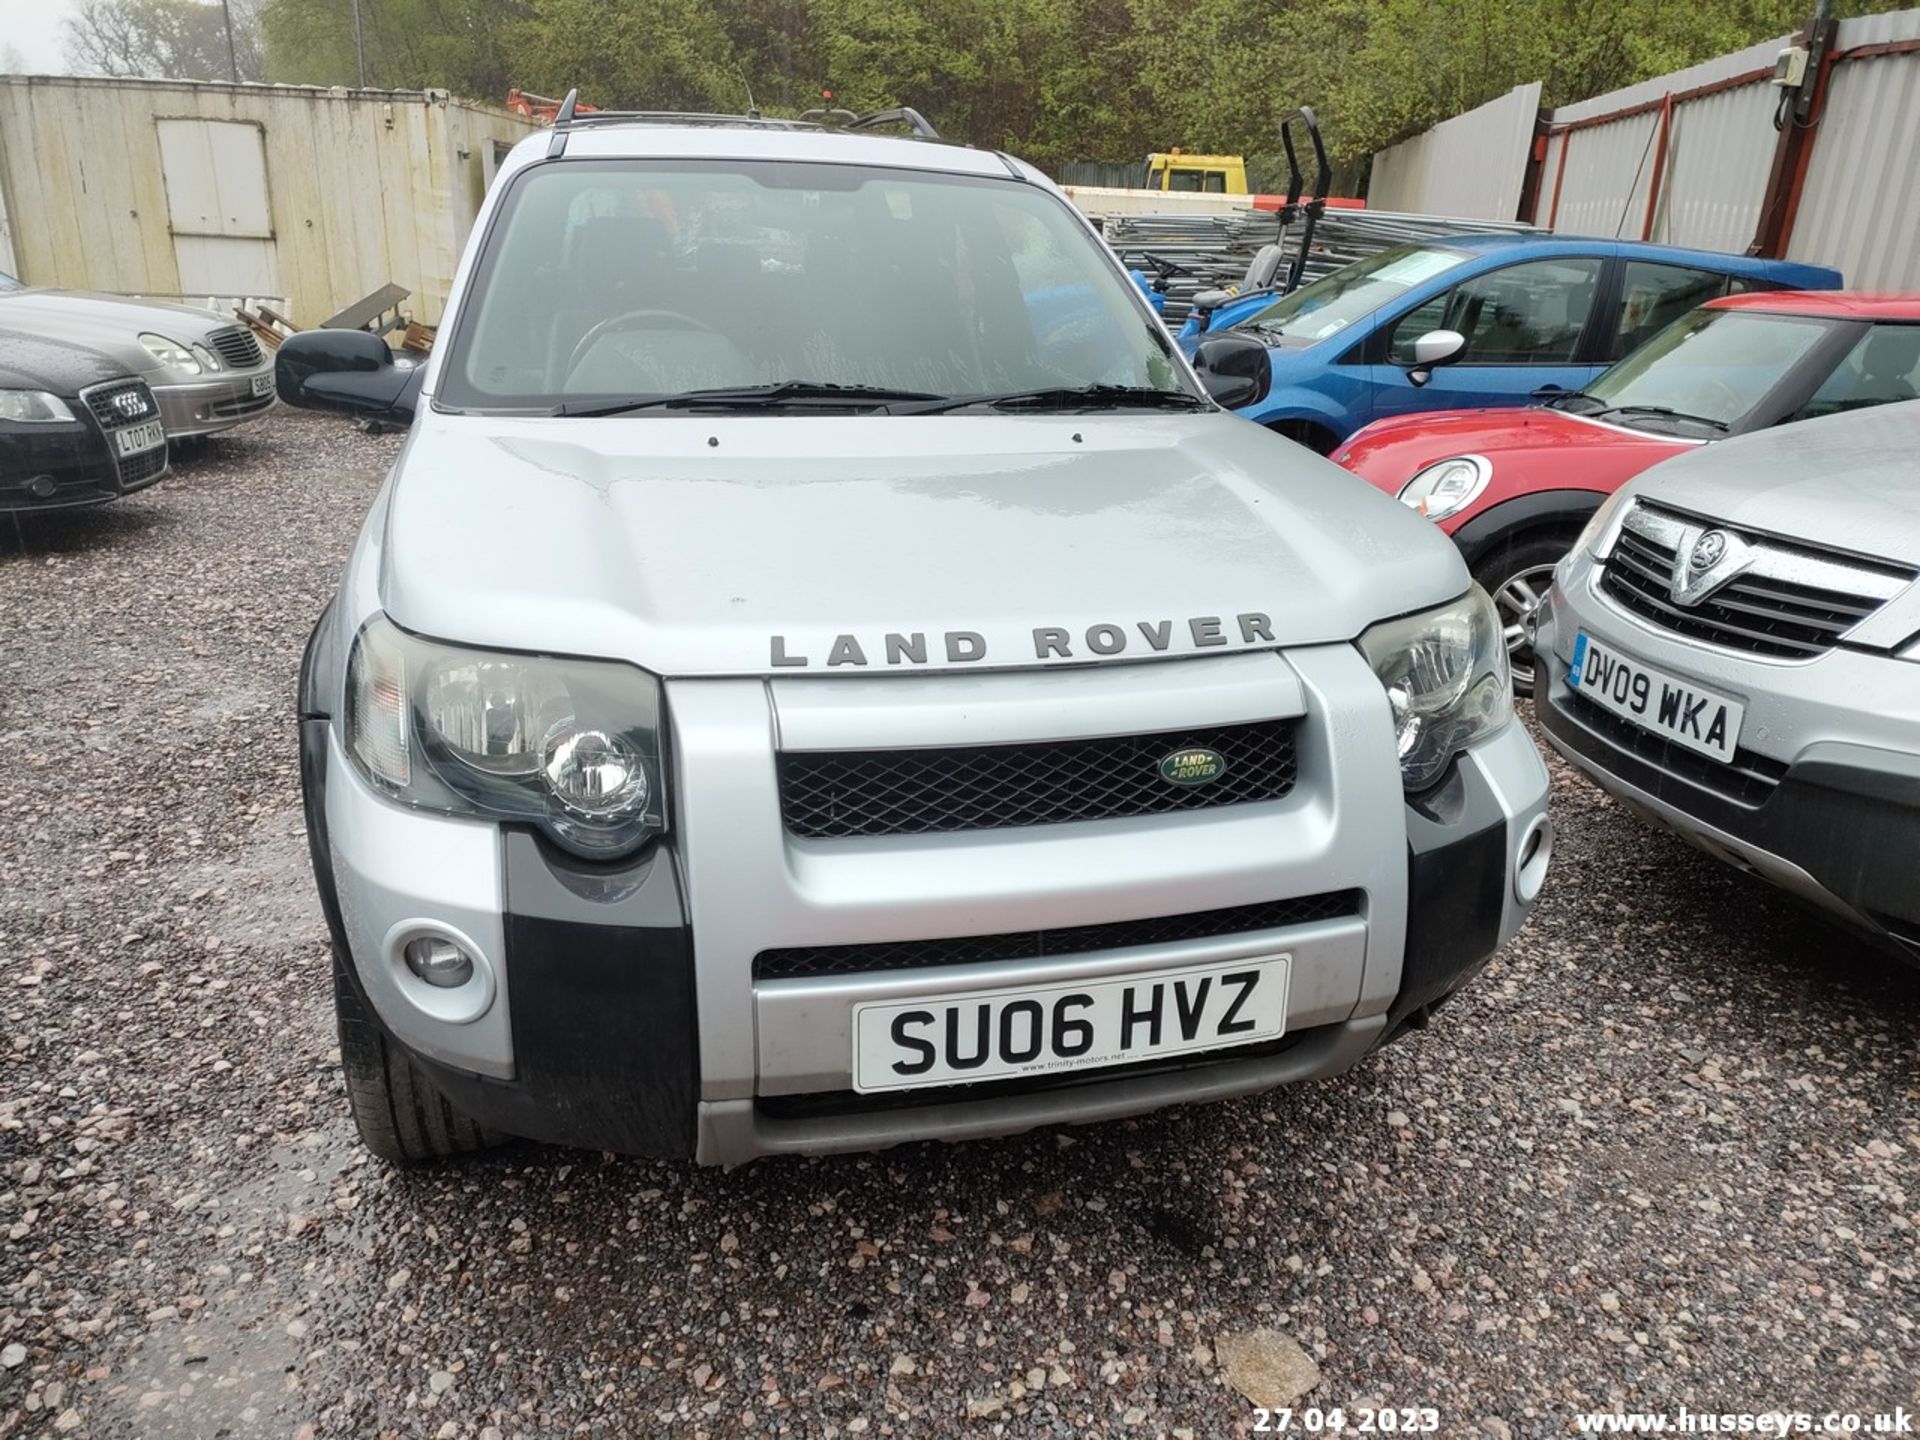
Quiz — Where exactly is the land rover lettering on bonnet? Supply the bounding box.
[282,94,1552,1167]
[770,613,1278,667]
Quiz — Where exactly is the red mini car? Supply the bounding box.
[1335,291,1920,689]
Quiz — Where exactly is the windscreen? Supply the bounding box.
[1233,245,1466,343]
[1581,307,1833,431]
[441,158,1190,411]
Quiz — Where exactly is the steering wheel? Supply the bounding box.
[1687,376,1743,422]
[565,309,719,384]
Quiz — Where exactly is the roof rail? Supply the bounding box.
[541,90,943,156]
[846,106,941,140]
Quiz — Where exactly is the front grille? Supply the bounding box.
[207,325,264,369]
[777,719,1299,839]
[114,444,168,488]
[82,378,157,430]
[1601,508,1910,659]
[753,889,1360,980]
[1560,686,1786,807]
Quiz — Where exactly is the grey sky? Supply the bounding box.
[3,0,90,72]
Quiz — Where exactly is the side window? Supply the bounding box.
[1608,263,1732,360]
[1790,324,1920,422]
[1168,169,1204,193]
[1388,258,1603,365]
[1204,171,1227,193]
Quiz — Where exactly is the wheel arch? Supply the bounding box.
[1451,489,1609,571]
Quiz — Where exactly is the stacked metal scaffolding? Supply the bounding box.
[1107,208,1540,327]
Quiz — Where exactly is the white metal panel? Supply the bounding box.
[1551,35,1788,124]
[0,156,14,275]
[1368,82,1541,220]
[1787,11,1920,288]
[1546,112,1664,238]
[156,118,272,237]
[172,234,278,297]
[1644,82,1778,251]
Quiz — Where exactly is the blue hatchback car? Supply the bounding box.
[1175,236,1842,452]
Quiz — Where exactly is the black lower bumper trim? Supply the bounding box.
[1391,756,1512,1033]
[1537,646,1920,951]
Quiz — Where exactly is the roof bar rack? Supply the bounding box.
[541,90,942,156]
[546,87,579,156]
[846,106,941,140]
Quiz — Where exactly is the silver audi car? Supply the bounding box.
[0,270,274,439]
[279,102,1552,1167]
[1537,399,1920,960]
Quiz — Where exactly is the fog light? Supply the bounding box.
[403,935,474,989]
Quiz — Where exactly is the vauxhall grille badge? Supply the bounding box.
[1669,527,1751,608]
[1688,530,1728,572]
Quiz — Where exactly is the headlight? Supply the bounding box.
[1357,586,1513,791]
[1573,486,1635,561]
[190,343,223,372]
[139,333,202,375]
[1397,455,1490,521]
[0,389,77,423]
[345,616,666,858]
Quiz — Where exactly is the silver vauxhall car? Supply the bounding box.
[281,101,1551,1166]
[1538,399,1920,961]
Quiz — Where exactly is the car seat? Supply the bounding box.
[1857,326,1920,405]
[547,214,675,387]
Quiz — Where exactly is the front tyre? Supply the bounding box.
[1474,535,1571,697]
[333,946,503,1164]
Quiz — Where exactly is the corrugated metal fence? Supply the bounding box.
[1369,83,1541,220]
[1783,9,1920,288]
[1370,7,1920,288]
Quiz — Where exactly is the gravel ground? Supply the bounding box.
[2,411,1917,1439]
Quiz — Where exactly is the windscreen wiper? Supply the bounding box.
[907,384,1213,415]
[1541,389,1604,412]
[1600,404,1729,432]
[560,381,948,416]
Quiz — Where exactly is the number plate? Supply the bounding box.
[115,420,165,457]
[251,372,274,398]
[1570,631,1745,763]
[850,956,1289,1093]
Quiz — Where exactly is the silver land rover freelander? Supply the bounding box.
[281,99,1552,1166]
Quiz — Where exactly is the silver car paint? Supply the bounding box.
[1540,401,1920,925]
[377,410,1474,675]
[0,288,274,437]
[313,122,1552,1159]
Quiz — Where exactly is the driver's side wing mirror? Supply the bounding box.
[1404,328,1466,389]
[1191,331,1272,411]
[276,328,422,425]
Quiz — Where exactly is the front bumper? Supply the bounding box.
[153,372,276,437]
[302,636,1550,1164]
[1536,553,1920,959]
[0,422,167,512]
